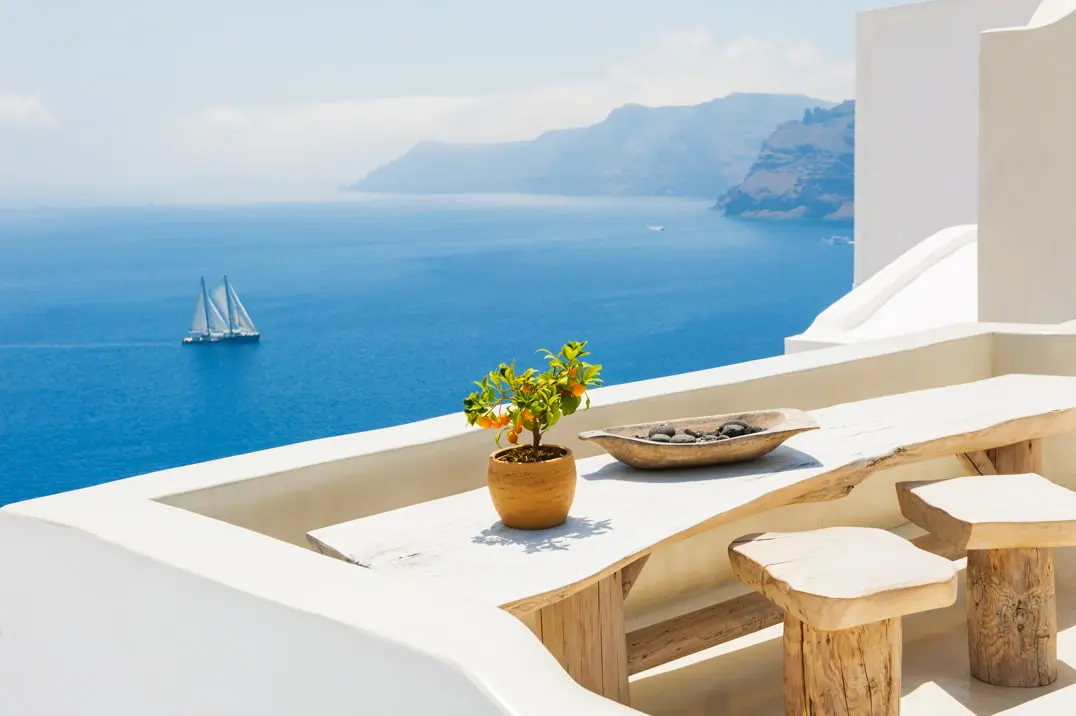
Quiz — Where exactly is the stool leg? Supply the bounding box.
[784,614,901,716]
[967,547,1057,687]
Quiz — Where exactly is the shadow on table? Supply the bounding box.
[471,516,614,554]
[582,445,823,484]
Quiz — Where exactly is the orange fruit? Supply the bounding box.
[571,383,586,397]
[477,416,493,429]
[498,414,510,427]
[514,424,523,435]
[507,432,519,444]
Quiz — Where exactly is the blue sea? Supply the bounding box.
[0,196,852,505]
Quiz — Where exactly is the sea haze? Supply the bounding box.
[0,196,852,504]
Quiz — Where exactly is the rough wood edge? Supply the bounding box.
[621,555,650,599]
[394,420,1069,615]
[625,532,965,674]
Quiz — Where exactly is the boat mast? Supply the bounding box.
[223,275,236,334]
[200,276,212,336]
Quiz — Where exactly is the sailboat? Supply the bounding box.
[182,276,261,344]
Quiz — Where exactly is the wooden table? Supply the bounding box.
[309,374,1076,705]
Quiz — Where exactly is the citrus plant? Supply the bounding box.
[464,341,602,461]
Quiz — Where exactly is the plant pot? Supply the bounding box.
[487,445,576,530]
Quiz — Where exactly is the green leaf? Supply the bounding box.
[561,392,581,415]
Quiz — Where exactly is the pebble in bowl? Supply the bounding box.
[577,409,819,470]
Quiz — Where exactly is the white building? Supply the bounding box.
[6,2,1076,715]
[787,0,1075,351]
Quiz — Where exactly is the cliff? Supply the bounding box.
[345,93,832,198]
[715,100,854,221]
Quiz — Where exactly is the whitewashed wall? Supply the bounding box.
[854,0,1039,285]
[0,510,635,716]
[4,324,1076,716]
[978,2,1076,323]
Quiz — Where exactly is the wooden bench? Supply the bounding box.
[308,374,1076,705]
[730,527,958,715]
[897,473,1076,687]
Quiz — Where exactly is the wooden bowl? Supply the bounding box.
[577,409,819,470]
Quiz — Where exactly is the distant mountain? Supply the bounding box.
[716,100,854,221]
[345,93,833,198]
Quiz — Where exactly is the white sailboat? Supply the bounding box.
[183,276,261,344]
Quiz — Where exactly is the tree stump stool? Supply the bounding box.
[898,473,1076,687]
[729,527,958,716]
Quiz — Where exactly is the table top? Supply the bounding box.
[309,374,1076,615]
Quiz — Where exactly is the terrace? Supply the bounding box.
[6,2,1076,715]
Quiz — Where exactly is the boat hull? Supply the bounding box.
[182,333,261,345]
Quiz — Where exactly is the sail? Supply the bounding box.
[190,292,209,333]
[227,283,257,333]
[207,295,229,333]
[209,283,234,332]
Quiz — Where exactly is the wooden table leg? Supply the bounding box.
[532,571,630,704]
[990,439,1043,474]
[967,547,1057,686]
[784,613,901,716]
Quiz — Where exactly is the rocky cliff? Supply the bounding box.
[715,100,854,221]
[346,93,832,198]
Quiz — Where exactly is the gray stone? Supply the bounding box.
[648,423,677,438]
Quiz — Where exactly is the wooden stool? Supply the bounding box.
[730,527,958,716]
[898,473,1076,687]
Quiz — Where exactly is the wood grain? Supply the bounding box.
[967,547,1057,687]
[729,527,957,631]
[625,531,963,674]
[990,438,1043,475]
[620,555,649,599]
[627,592,782,674]
[308,375,1076,615]
[958,450,998,475]
[533,571,630,704]
[897,473,1076,550]
[784,614,900,716]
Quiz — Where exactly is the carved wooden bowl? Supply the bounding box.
[577,409,819,470]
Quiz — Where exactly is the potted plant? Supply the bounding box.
[464,341,602,529]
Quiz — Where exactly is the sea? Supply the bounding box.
[0,195,852,505]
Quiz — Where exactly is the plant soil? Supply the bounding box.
[497,445,568,464]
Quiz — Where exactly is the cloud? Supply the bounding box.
[0,92,57,129]
[176,28,854,193]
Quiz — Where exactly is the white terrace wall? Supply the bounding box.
[8,325,1076,716]
[0,507,636,716]
[854,0,1040,285]
[163,327,994,617]
[978,3,1076,324]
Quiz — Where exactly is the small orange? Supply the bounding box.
[477,416,493,429]
[571,383,586,397]
[498,413,510,427]
[507,432,519,444]
[514,424,524,435]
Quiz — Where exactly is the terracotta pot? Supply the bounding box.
[487,445,576,530]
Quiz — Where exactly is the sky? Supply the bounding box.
[0,0,891,205]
